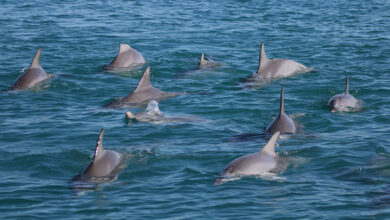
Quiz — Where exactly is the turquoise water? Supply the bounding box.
[1,0,390,219]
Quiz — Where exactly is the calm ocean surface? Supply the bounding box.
[0,0,389,219]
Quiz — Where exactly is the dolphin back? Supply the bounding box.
[106,66,181,107]
[215,132,281,185]
[108,43,145,68]
[256,42,308,79]
[10,47,49,90]
[266,86,296,134]
[80,128,121,178]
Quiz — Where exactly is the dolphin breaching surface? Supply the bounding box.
[245,42,311,83]
[198,53,220,69]
[9,47,50,90]
[103,43,146,71]
[105,66,181,108]
[0,0,387,219]
[72,128,122,183]
[327,76,363,112]
[266,85,297,134]
[215,132,281,185]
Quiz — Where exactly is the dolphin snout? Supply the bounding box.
[125,111,135,119]
[214,177,224,186]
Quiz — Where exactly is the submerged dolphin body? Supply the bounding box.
[198,53,220,69]
[125,100,195,124]
[10,47,49,90]
[266,85,296,134]
[214,132,281,185]
[73,128,121,182]
[103,44,145,70]
[246,43,309,82]
[327,76,362,112]
[106,66,181,108]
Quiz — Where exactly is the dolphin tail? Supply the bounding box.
[31,47,42,67]
[257,42,269,74]
[345,75,349,94]
[93,128,105,162]
[280,85,285,115]
[134,66,153,92]
[260,131,280,156]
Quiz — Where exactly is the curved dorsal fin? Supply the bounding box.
[31,47,42,67]
[260,131,280,156]
[118,43,131,54]
[134,66,152,92]
[257,42,270,74]
[279,85,285,115]
[93,128,105,162]
[345,75,349,94]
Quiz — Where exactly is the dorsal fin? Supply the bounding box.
[93,128,105,162]
[279,85,285,115]
[31,47,42,67]
[118,43,131,54]
[200,53,205,63]
[260,131,280,156]
[257,42,270,74]
[134,66,152,92]
[345,75,349,94]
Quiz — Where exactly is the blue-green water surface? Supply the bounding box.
[0,0,390,219]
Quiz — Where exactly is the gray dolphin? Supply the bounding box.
[103,43,145,70]
[73,128,121,182]
[266,85,296,134]
[126,100,162,122]
[125,100,196,124]
[10,47,49,90]
[126,100,162,121]
[327,76,363,112]
[106,66,181,108]
[247,43,309,82]
[214,131,281,185]
[198,53,220,69]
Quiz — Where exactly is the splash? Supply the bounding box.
[145,100,162,116]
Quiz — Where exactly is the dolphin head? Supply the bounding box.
[328,94,359,112]
[327,76,362,112]
[329,97,342,112]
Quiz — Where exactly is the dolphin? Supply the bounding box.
[327,76,363,112]
[246,42,309,82]
[106,66,181,108]
[10,47,49,90]
[103,43,145,70]
[126,100,162,121]
[72,128,121,182]
[125,100,195,124]
[266,85,296,134]
[198,53,220,69]
[214,131,281,185]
